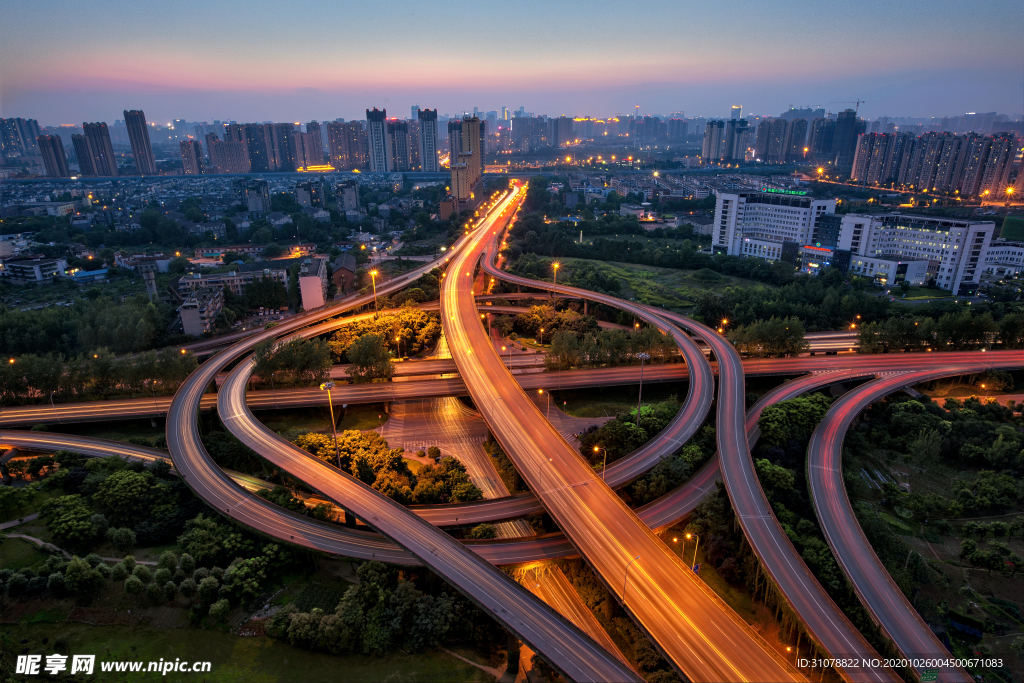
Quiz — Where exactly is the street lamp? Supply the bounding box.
[686,532,700,570]
[622,555,640,606]
[634,352,650,427]
[369,270,379,318]
[593,446,608,481]
[319,382,342,468]
[551,261,561,286]
[49,391,60,424]
[538,388,550,419]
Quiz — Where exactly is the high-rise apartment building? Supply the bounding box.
[701,120,724,161]
[837,213,994,293]
[123,110,157,175]
[295,181,323,208]
[387,120,411,171]
[0,118,41,156]
[667,119,688,141]
[417,109,439,172]
[723,119,749,162]
[552,116,575,147]
[294,131,323,168]
[832,109,865,172]
[365,108,390,172]
[784,119,808,162]
[713,188,836,259]
[37,135,70,177]
[180,139,204,175]
[764,118,789,163]
[337,180,359,212]
[326,121,366,170]
[305,121,324,153]
[979,133,1015,196]
[205,133,251,174]
[79,122,118,176]
[243,125,272,172]
[273,123,298,172]
[731,105,742,120]
[808,118,835,160]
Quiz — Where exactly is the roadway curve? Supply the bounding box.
[481,235,894,679]
[450,186,799,682]
[807,364,1023,682]
[164,201,641,683]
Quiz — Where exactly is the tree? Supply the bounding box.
[757,394,833,446]
[179,577,197,601]
[754,459,795,499]
[39,495,94,548]
[124,575,144,595]
[133,565,153,583]
[106,527,137,552]
[146,581,163,604]
[163,581,178,602]
[64,556,106,599]
[209,598,231,621]
[92,470,172,528]
[346,334,394,382]
[467,523,496,539]
[198,576,220,604]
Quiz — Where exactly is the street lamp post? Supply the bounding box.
[49,391,60,424]
[686,532,700,571]
[369,270,379,318]
[622,555,640,605]
[593,446,608,481]
[319,382,342,468]
[551,261,560,287]
[634,352,650,427]
[270,371,278,409]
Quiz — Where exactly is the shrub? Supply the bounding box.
[132,565,152,583]
[208,598,231,622]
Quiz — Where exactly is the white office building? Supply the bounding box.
[712,189,836,259]
[983,240,1024,277]
[837,213,994,294]
[847,256,928,286]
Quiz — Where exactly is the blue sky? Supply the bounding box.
[1,0,1020,124]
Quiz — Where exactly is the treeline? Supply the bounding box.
[0,294,186,357]
[547,327,678,370]
[293,431,482,505]
[0,347,198,404]
[251,338,332,387]
[858,310,1024,352]
[727,317,809,357]
[266,560,505,659]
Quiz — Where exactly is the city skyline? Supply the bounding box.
[1,0,1021,125]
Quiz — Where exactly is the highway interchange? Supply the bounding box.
[1,182,1016,681]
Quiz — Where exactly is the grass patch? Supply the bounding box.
[7,623,489,683]
[404,458,428,475]
[560,257,773,311]
[0,537,51,571]
[0,487,59,524]
[899,286,955,300]
[54,419,167,444]
[291,581,351,612]
[256,408,336,435]
[337,403,390,432]
[552,383,688,418]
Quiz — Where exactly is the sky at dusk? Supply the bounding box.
[1,0,1021,126]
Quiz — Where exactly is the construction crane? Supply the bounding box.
[830,99,866,114]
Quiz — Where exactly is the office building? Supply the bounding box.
[37,135,70,177]
[326,121,366,170]
[78,123,118,176]
[180,139,204,175]
[417,109,439,172]
[388,120,411,171]
[846,257,929,286]
[723,119,750,162]
[701,120,724,161]
[123,110,157,175]
[712,188,837,259]
[731,105,742,120]
[837,213,994,294]
[366,108,390,172]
